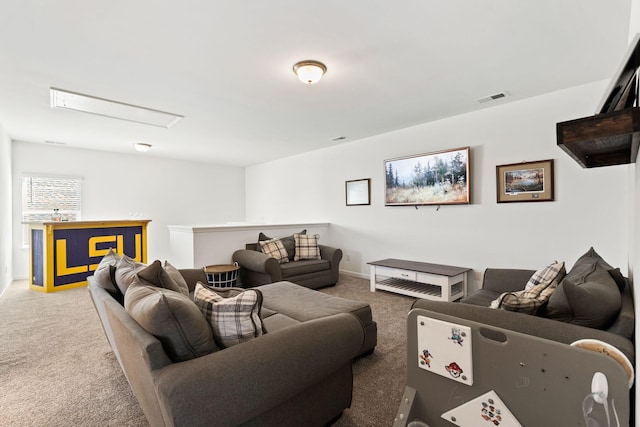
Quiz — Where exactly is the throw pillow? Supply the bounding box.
[193,283,265,348]
[114,255,146,295]
[294,233,321,261]
[524,261,566,291]
[490,261,564,314]
[259,238,289,264]
[93,248,122,296]
[163,261,191,295]
[124,277,218,362]
[491,280,560,314]
[136,260,187,295]
[543,250,622,329]
[607,268,627,292]
[257,229,306,261]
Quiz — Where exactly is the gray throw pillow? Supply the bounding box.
[136,260,187,296]
[114,255,146,295]
[163,261,191,295]
[543,252,621,329]
[125,278,217,362]
[93,248,122,296]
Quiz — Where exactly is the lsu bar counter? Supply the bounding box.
[28,220,150,292]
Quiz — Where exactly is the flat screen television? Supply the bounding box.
[384,146,470,207]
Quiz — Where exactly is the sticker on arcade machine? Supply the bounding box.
[416,315,473,385]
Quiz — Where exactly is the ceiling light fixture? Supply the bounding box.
[134,143,152,152]
[50,87,183,128]
[293,60,327,84]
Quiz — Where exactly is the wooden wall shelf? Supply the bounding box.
[556,107,640,168]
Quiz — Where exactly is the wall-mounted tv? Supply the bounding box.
[384,147,470,206]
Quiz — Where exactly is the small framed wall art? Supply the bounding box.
[496,159,554,203]
[346,178,371,206]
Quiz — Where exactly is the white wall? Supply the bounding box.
[626,1,640,413]
[246,81,629,290]
[0,122,12,295]
[11,142,246,277]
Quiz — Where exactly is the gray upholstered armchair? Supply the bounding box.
[233,241,342,289]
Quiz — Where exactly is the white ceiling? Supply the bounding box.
[0,1,633,167]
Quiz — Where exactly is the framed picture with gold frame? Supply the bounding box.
[346,178,371,206]
[496,159,554,203]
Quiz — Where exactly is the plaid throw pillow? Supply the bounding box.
[294,233,321,261]
[193,283,264,348]
[490,261,565,314]
[524,261,566,291]
[259,238,289,264]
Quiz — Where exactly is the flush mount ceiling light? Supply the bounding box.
[50,88,183,128]
[293,60,327,84]
[134,143,152,152]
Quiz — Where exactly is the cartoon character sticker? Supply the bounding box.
[480,400,502,425]
[449,328,464,346]
[445,362,463,378]
[416,315,473,385]
[440,390,522,427]
[419,349,433,367]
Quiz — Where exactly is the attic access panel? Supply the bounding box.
[556,107,640,168]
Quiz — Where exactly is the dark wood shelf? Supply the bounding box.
[557,108,640,168]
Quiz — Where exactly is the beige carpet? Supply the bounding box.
[0,275,416,426]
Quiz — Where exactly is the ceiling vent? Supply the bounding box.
[477,92,510,104]
[50,88,183,128]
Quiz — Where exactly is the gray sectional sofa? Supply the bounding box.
[88,267,377,427]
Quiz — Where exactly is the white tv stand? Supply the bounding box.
[368,258,470,301]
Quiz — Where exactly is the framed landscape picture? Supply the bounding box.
[384,147,470,206]
[496,159,554,203]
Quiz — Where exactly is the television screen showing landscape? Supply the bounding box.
[384,147,470,206]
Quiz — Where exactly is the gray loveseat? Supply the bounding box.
[233,233,342,289]
[88,268,377,427]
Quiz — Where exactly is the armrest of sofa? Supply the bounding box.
[153,312,364,426]
[319,245,343,283]
[319,244,342,264]
[481,268,536,293]
[412,299,635,363]
[233,249,282,281]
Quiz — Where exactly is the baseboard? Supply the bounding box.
[339,269,369,280]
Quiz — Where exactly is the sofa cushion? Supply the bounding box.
[193,283,265,348]
[259,238,289,264]
[294,233,321,261]
[258,229,306,261]
[259,281,373,326]
[114,255,146,295]
[93,248,122,296]
[136,260,188,296]
[280,259,330,278]
[124,278,217,362]
[543,249,621,329]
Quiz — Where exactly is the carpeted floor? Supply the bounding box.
[0,275,416,427]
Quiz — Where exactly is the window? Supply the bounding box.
[21,174,82,245]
